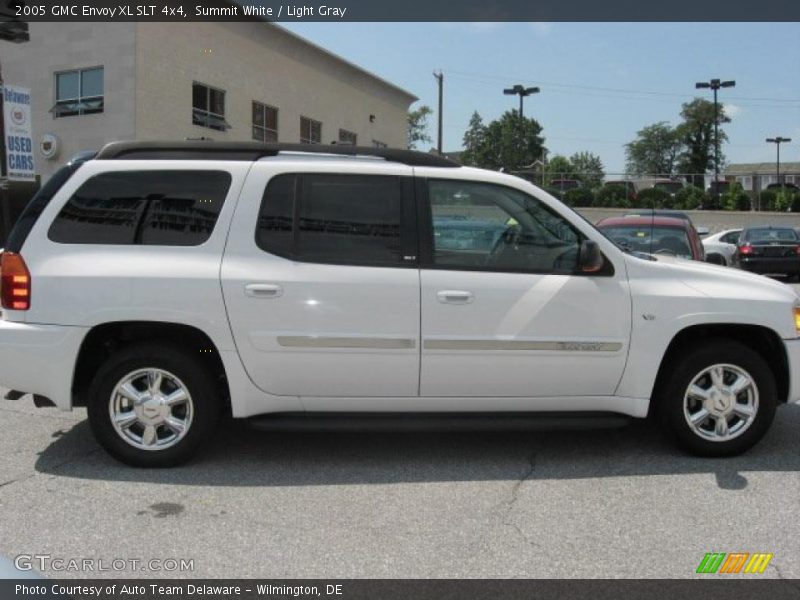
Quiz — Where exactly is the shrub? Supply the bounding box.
[563,187,594,207]
[791,193,800,213]
[773,190,795,213]
[593,185,631,208]
[636,187,672,209]
[757,189,776,211]
[674,186,705,210]
[721,183,751,211]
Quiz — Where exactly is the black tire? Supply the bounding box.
[87,342,221,467]
[656,339,777,457]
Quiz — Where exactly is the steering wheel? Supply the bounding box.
[485,225,520,265]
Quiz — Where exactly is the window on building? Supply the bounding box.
[252,102,278,142]
[49,171,232,246]
[256,174,404,266]
[300,117,322,144]
[192,82,229,131]
[52,67,104,117]
[372,140,388,148]
[338,129,357,146]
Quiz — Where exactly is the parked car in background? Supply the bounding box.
[652,179,686,197]
[733,226,800,279]
[550,179,581,193]
[596,216,705,261]
[623,209,710,236]
[702,229,742,266]
[765,182,800,193]
[602,180,638,202]
[706,181,731,196]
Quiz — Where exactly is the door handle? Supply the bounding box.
[436,290,474,304]
[245,283,283,298]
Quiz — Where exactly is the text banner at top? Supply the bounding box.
[2,0,800,22]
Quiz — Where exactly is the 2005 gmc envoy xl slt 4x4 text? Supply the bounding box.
[0,141,798,467]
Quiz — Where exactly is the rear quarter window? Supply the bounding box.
[47,170,232,246]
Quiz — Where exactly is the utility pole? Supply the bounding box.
[766,137,791,187]
[503,84,540,120]
[433,70,443,155]
[695,78,735,209]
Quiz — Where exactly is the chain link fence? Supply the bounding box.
[511,170,800,212]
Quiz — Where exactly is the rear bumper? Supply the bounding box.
[784,339,800,405]
[0,320,88,411]
[739,257,800,275]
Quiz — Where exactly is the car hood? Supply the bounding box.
[626,253,799,304]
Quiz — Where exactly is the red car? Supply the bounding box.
[596,216,705,261]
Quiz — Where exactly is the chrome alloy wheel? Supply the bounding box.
[683,363,759,442]
[109,368,194,451]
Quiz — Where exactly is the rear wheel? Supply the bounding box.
[657,340,777,457]
[87,342,221,467]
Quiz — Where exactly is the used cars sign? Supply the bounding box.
[3,84,35,181]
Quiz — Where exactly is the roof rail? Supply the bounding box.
[95,141,460,168]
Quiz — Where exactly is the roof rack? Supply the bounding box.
[95,141,460,168]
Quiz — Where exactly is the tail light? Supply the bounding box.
[738,244,753,255]
[1,252,31,310]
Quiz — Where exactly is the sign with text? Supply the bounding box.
[2,84,35,181]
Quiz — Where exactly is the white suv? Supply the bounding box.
[1,141,798,466]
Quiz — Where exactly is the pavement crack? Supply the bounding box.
[0,448,101,493]
[0,473,36,489]
[480,446,540,551]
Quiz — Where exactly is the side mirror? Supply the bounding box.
[579,240,604,273]
[696,226,710,236]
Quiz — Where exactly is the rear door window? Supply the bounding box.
[48,170,231,245]
[256,173,407,267]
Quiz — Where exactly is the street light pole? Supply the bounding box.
[433,70,443,155]
[766,137,791,187]
[695,78,735,209]
[503,84,540,120]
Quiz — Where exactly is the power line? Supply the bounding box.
[444,69,800,107]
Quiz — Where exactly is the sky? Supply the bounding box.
[282,22,800,175]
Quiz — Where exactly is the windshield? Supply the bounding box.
[599,225,692,258]
[653,182,684,194]
[745,228,798,243]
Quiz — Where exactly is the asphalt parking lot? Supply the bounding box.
[0,285,798,580]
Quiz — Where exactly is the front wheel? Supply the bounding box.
[87,342,221,467]
[657,340,777,457]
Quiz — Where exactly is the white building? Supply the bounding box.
[1,21,417,181]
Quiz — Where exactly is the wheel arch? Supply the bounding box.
[72,321,230,413]
[651,323,789,410]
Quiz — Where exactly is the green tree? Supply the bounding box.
[467,110,545,172]
[569,151,605,188]
[625,122,682,176]
[546,155,574,184]
[676,98,731,185]
[407,105,433,150]
[460,111,486,167]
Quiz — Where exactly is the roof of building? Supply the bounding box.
[222,2,417,103]
[273,24,417,103]
[725,162,800,176]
